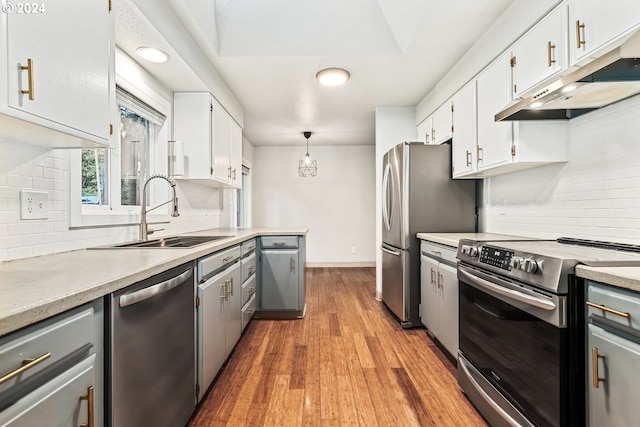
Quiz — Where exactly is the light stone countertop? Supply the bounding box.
[576,265,640,293]
[416,232,534,248]
[0,228,307,336]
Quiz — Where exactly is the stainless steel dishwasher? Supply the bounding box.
[107,262,195,427]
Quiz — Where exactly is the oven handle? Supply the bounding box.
[458,356,534,427]
[458,266,556,311]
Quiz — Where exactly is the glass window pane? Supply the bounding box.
[119,106,150,206]
[81,148,109,205]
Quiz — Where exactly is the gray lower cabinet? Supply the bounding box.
[586,280,640,427]
[419,240,459,358]
[259,236,306,315]
[240,239,258,331]
[197,245,242,400]
[0,301,103,427]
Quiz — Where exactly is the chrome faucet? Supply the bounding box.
[140,174,179,241]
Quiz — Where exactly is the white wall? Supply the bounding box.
[374,107,417,299]
[485,95,640,242]
[252,145,375,266]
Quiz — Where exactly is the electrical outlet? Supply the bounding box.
[351,246,357,254]
[20,190,49,220]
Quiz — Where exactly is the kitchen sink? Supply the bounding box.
[91,235,234,249]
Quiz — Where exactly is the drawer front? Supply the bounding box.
[0,354,95,426]
[420,240,457,265]
[587,281,640,330]
[241,239,256,257]
[241,294,257,332]
[198,245,241,281]
[0,306,94,394]
[241,274,257,307]
[260,236,299,249]
[241,252,256,283]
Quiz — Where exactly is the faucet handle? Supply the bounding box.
[147,228,164,236]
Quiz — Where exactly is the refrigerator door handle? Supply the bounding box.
[382,162,392,231]
[381,246,401,256]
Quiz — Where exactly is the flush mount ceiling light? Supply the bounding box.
[298,131,317,177]
[136,46,170,63]
[316,68,350,86]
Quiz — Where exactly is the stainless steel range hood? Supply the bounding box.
[495,30,640,121]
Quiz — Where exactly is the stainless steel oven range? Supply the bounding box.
[456,238,640,427]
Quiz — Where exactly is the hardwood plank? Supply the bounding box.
[189,267,487,427]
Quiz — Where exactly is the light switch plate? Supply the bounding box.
[20,190,49,220]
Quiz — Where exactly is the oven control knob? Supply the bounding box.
[522,258,539,273]
[509,256,523,270]
[462,245,478,256]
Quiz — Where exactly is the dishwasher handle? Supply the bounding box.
[119,268,193,308]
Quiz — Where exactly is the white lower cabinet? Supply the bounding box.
[586,281,640,427]
[420,241,459,358]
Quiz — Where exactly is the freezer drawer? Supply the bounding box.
[381,244,407,322]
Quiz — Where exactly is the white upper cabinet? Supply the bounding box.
[512,4,568,98]
[451,82,477,178]
[477,52,513,171]
[0,0,113,148]
[569,0,640,65]
[173,92,242,188]
[418,101,453,145]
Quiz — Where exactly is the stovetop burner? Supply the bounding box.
[557,237,640,254]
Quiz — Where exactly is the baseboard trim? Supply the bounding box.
[306,262,376,268]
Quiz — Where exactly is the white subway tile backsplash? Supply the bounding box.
[486,95,640,244]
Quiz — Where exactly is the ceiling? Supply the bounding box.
[115,0,516,147]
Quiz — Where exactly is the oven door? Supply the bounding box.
[457,264,568,427]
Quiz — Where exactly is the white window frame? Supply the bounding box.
[70,69,172,228]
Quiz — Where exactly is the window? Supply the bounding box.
[71,78,171,228]
[80,86,165,209]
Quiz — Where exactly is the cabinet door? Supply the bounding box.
[0,355,95,427]
[198,276,226,396]
[569,0,640,64]
[261,249,299,311]
[438,262,459,357]
[512,5,567,97]
[174,92,213,179]
[431,101,453,145]
[4,0,111,143]
[476,52,513,171]
[420,255,439,334]
[416,116,431,144]
[229,119,243,188]
[224,263,242,356]
[451,82,477,177]
[213,100,231,183]
[588,323,640,427]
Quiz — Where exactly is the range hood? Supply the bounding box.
[495,29,640,121]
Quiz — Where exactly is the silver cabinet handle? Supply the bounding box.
[430,268,436,285]
[223,256,234,263]
[438,272,444,288]
[229,277,234,296]
[220,282,227,300]
[290,257,295,273]
[120,268,192,307]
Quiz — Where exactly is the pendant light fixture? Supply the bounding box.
[298,131,317,177]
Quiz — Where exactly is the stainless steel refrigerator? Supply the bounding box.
[381,142,476,328]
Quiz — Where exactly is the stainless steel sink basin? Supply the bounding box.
[91,235,234,249]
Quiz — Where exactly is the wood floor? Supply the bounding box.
[189,267,487,427]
